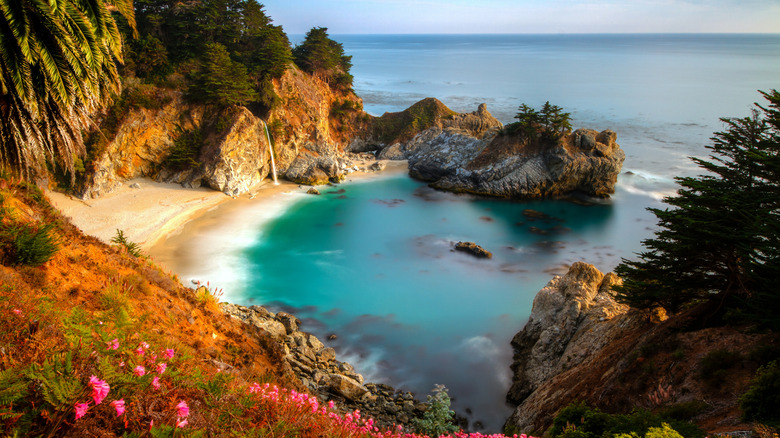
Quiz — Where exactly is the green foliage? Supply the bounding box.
[740,360,780,427]
[162,128,204,172]
[0,368,29,407]
[132,0,291,107]
[0,0,135,178]
[504,101,573,141]
[189,43,258,107]
[0,222,59,266]
[127,35,172,80]
[26,352,83,413]
[550,402,704,438]
[293,27,354,90]
[616,90,780,326]
[111,229,143,258]
[412,384,459,437]
[614,423,684,438]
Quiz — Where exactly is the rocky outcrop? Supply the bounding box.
[157,106,273,196]
[82,90,204,198]
[363,100,503,159]
[408,128,625,199]
[221,303,430,430]
[503,262,780,435]
[504,262,632,432]
[453,241,492,258]
[81,66,371,198]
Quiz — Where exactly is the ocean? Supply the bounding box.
[195,34,780,432]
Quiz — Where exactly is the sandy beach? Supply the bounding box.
[48,160,409,284]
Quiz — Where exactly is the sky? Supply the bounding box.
[260,0,780,35]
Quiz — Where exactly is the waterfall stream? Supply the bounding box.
[262,121,279,185]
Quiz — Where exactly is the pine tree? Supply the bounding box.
[616,90,780,326]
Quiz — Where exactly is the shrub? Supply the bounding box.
[412,384,459,437]
[1,222,59,266]
[740,360,780,427]
[699,349,741,386]
[550,402,703,438]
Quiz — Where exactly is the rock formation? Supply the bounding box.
[504,262,633,432]
[503,262,777,435]
[453,241,493,258]
[406,128,624,199]
[221,303,430,430]
[80,67,371,198]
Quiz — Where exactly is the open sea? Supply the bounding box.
[190,34,780,432]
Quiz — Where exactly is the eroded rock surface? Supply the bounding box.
[407,128,624,199]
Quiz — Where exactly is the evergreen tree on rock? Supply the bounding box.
[292,27,353,90]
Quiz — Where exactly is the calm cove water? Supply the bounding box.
[195,35,780,431]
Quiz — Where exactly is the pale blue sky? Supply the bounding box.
[261,0,780,34]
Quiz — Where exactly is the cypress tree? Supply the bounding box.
[616,90,780,327]
[189,43,257,107]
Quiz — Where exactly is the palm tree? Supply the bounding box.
[0,0,135,179]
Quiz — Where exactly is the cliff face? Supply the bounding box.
[504,263,779,435]
[81,67,370,198]
[407,128,624,199]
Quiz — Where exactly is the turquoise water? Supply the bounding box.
[236,177,659,429]
[217,35,780,431]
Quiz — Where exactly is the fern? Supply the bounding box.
[26,352,84,412]
[0,368,29,406]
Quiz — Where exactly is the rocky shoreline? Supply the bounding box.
[221,303,436,431]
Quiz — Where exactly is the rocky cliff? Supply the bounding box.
[504,263,778,435]
[80,67,371,198]
[407,128,624,199]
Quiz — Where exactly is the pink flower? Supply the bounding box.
[110,399,125,416]
[12,308,22,316]
[156,362,167,375]
[176,417,188,428]
[152,376,161,390]
[176,400,189,417]
[106,338,119,350]
[119,361,125,367]
[89,376,110,405]
[133,365,146,377]
[135,346,145,356]
[74,403,89,420]
[163,348,175,360]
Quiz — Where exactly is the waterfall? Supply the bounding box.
[262,120,279,185]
